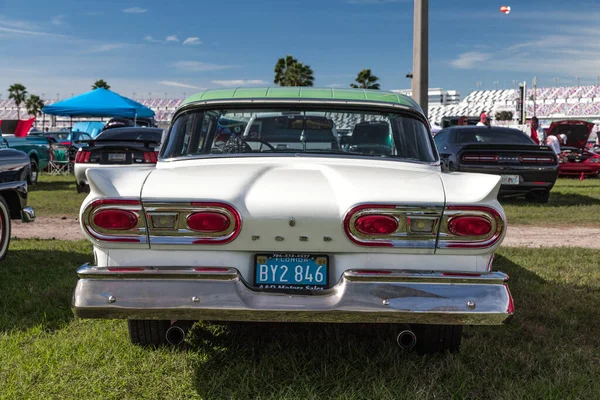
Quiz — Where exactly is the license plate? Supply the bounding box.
[501,175,520,185]
[108,153,126,162]
[254,253,328,291]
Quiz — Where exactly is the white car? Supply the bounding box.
[74,127,163,193]
[72,88,514,354]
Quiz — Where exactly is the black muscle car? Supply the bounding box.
[0,148,36,260]
[434,126,559,203]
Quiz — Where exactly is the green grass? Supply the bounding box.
[1,240,599,399]
[28,174,87,218]
[502,178,600,226]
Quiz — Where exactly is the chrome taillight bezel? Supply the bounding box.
[82,199,148,243]
[343,203,443,248]
[145,201,242,245]
[437,205,504,249]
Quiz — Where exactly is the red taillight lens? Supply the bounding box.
[60,141,71,145]
[520,155,554,163]
[143,151,158,163]
[187,212,230,232]
[448,216,492,236]
[75,150,91,163]
[355,215,398,235]
[93,209,138,230]
[462,154,498,163]
[438,206,504,249]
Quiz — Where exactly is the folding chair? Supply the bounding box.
[48,144,72,175]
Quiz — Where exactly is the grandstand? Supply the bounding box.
[429,85,600,125]
[3,85,600,128]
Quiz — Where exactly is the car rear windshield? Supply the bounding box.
[162,108,436,163]
[455,128,535,144]
[96,129,163,142]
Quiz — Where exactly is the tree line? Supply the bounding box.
[7,79,110,120]
[7,58,379,120]
[274,54,380,89]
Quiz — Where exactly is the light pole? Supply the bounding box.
[411,0,428,118]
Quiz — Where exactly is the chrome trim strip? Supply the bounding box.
[343,204,444,248]
[72,265,513,325]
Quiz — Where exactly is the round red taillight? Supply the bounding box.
[187,212,231,232]
[93,209,138,230]
[355,215,398,235]
[448,216,492,237]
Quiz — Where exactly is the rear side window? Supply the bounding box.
[456,129,535,144]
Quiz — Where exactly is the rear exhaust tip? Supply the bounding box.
[396,330,417,349]
[165,325,186,345]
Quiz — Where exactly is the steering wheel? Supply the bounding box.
[244,138,276,152]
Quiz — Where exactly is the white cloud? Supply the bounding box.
[450,52,492,69]
[183,37,201,45]
[212,80,266,87]
[158,81,202,89]
[0,25,66,37]
[51,15,65,26]
[166,35,179,42]
[84,43,128,53]
[0,15,39,30]
[173,61,235,72]
[123,7,147,13]
[450,23,600,77]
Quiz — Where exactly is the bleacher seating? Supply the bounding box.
[4,86,600,125]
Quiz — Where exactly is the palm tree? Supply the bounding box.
[92,79,110,90]
[8,83,28,119]
[350,69,381,90]
[274,55,314,87]
[26,95,45,118]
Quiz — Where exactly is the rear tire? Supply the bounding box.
[526,190,550,204]
[28,158,39,185]
[0,195,11,261]
[128,320,170,347]
[413,324,463,354]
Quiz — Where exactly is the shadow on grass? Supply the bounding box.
[190,252,600,398]
[30,179,76,192]
[501,192,600,207]
[0,245,92,332]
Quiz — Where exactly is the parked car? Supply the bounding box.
[74,127,163,193]
[72,88,514,354]
[440,116,480,128]
[0,148,36,259]
[0,127,50,184]
[547,120,600,178]
[434,126,558,203]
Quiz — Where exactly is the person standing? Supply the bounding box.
[476,113,490,127]
[524,116,542,145]
[457,116,468,126]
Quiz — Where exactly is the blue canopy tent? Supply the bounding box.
[42,88,155,124]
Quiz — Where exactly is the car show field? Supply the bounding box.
[1,240,599,398]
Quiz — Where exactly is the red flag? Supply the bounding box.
[14,118,35,137]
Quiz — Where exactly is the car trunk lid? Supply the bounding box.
[141,158,445,253]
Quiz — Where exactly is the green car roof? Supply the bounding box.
[181,87,422,111]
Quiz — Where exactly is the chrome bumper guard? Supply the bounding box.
[72,265,514,325]
[21,206,35,223]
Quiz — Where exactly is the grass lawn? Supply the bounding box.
[28,174,600,227]
[29,174,87,218]
[1,240,599,399]
[502,178,600,226]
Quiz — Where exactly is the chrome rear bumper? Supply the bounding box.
[72,265,514,325]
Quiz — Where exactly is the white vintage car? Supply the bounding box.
[72,88,514,354]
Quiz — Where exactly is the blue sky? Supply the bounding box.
[1,0,599,100]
